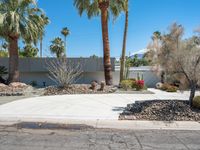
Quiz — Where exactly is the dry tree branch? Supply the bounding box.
[46,58,83,87]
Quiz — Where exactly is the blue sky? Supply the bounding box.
[37,0,200,58]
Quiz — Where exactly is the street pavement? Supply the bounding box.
[0,125,200,150]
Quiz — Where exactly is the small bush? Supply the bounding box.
[120,80,133,90]
[143,85,148,90]
[30,81,37,87]
[166,86,177,92]
[161,83,178,92]
[121,79,146,91]
[193,96,200,109]
[135,80,145,91]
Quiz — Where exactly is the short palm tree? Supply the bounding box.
[0,0,47,83]
[50,37,65,58]
[74,0,125,85]
[61,27,70,57]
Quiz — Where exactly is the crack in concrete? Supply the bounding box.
[132,131,143,149]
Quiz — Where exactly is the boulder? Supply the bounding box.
[156,82,163,89]
[0,83,7,88]
[9,82,27,88]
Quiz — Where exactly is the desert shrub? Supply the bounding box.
[129,78,136,82]
[46,58,82,87]
[166,86,177,92]
[161,83,178,92]
[193,96,200,109]
[160,83,170,91]
[120,80,133,90]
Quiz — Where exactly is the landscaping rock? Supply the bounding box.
[44,84,116,95]
[156,82,163,89]
[0,83,7,88]
[90,81,98,91]
[119,100,200,121]
[100,81,105,91]
[0,82,32,96]
[9,82,27,88]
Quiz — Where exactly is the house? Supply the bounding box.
[0,58,159,87]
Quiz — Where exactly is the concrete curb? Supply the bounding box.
[0,117,200,130]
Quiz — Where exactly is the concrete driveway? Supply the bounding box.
[0,89,198,121]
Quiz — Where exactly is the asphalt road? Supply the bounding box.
[0,125,200,150]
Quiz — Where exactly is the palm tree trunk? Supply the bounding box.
[8,36,19,83]
[99,1,113,85]
[64,36,67,57]
[120,0,129,83]
[40,36,43,57]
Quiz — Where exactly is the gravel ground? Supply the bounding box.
[119,100,200,121]
[0,87,45,105]
[44,84,117,95]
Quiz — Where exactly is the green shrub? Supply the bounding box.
[0,50,8,57]
[120,80,133,90]
[166,86,177,92]
[121,79,146,91]
[30,81,37,87]
[143,85,148,90]
[193,96,200,109]
[161,83,178,92]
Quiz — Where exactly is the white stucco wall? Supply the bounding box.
[19,68,160,88]
[0,58,160,87]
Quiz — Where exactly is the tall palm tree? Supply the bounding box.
[120,0,129,83]
[0,0,47,83]
[74,0,125,85]
[50,37,65,58]
[152,31,161,50]
[61,27,70,57]
[39,14,49,58]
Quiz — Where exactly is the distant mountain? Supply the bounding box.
[130,48,149,59]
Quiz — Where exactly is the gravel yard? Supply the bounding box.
[119,100,200,121]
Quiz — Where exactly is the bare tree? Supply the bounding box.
[149,23,200,107]
[148,23,184,83]
[46,58,83,87]
[173,37,200,106]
